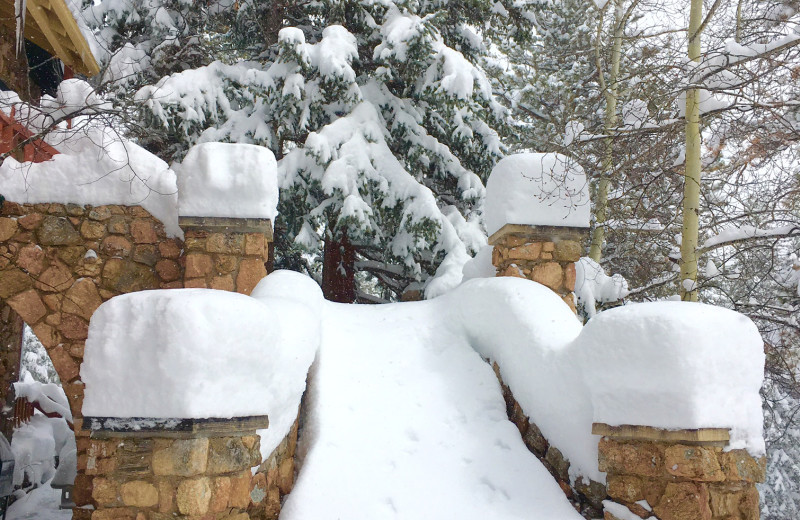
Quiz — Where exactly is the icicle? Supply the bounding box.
[14,0,27,56]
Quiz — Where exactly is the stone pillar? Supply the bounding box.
[489,224,586,312]
[595,423,766,520]
[179,217,272,295]
[0,299,23,439]
[80,416,268,520]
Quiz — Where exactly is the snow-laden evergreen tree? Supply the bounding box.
[82,0,533,301]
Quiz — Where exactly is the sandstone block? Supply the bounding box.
[215,255,237,274]
[236,258,267,295]
[184,278,208,289]
[506,242,542,261]
[709,485,742,517]
[7,289,47,324]
[208,437,258,474]
[31,322,58,348]
[102,259,158,293]
[210,275,235,291]
[598,439,664,477]
[16,243,46,275]
[554,240,582,262]
[107,216,129,235]
[158,239,182,259]
[176,477,212,516]
[81,220,106,240]
[665,445,725,482]
[17,213,43,230]
[0,269,33,298]
[57,245,87,266]
[499,264,525,278]
[564,263,576,292]
[59,314,89,340]
[719,450,766,482]
[37,216,81,245]
[91,509,139,520]
[92,477,119,505]
[607,475,644,504]
[522,421,548,456]
[245,233,267,256]
[653,482,711,520]
[207,233,244,254]
[120,480,159,507]
[545,445,570,482]
[157,479,176,513]
[0,217,18,241]
[210,476,232,513]
[133,245,159,266]
[491,246,502,267]
[155,259,181,282]
[277,457,294,495]
[532,262,563,290]
[131,219,158,243]
[153,438,209,477]
[49,345,80,381]
[35,263,74,292]
[89,207,113,221]
[101,236,133,257]
[185,253,213,278]
[249,472,267,504]
[229,470,251,509]
[63,278,103,319]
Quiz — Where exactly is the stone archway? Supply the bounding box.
[0,201,184,507]
[1,199,272,510]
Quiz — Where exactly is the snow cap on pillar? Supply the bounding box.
[484,152,590,236]
[174,142,279,220]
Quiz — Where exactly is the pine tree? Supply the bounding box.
[83,0,533,301]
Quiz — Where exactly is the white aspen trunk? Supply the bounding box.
[681,0,703,302]
[589,0,624,262]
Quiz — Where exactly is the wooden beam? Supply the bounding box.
[592,423,730,446]
[31,0,99,76]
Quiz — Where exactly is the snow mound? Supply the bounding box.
[82,286,314,423]
[575,301,765,454]
[484,153,590,235]
[175,142,278,221]
[0,126,180,237]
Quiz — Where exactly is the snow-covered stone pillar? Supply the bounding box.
[484,153,590,312]
[80,287,314,520]
[578,303,767,520]
[175,143,279,295]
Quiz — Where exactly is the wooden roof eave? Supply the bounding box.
[0,0,100,77]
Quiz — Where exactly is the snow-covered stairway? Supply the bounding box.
[279,299,584,520]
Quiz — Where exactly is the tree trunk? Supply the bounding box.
[322,230,356,303]
[681,0,703,302]
[589,0,624,262]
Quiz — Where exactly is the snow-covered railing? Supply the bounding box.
[447,277,766,519]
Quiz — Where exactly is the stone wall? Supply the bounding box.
[0,202,184,426]
[79,416,299,520]
[492,362,606,518]
[179,216,270,295]
[489,224,584,312]
[1,201,275,513]
[599,433,765,520]
[0,299,23,438]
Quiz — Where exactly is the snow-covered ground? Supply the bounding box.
[6,480,70,520]
[281,298,583,520]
